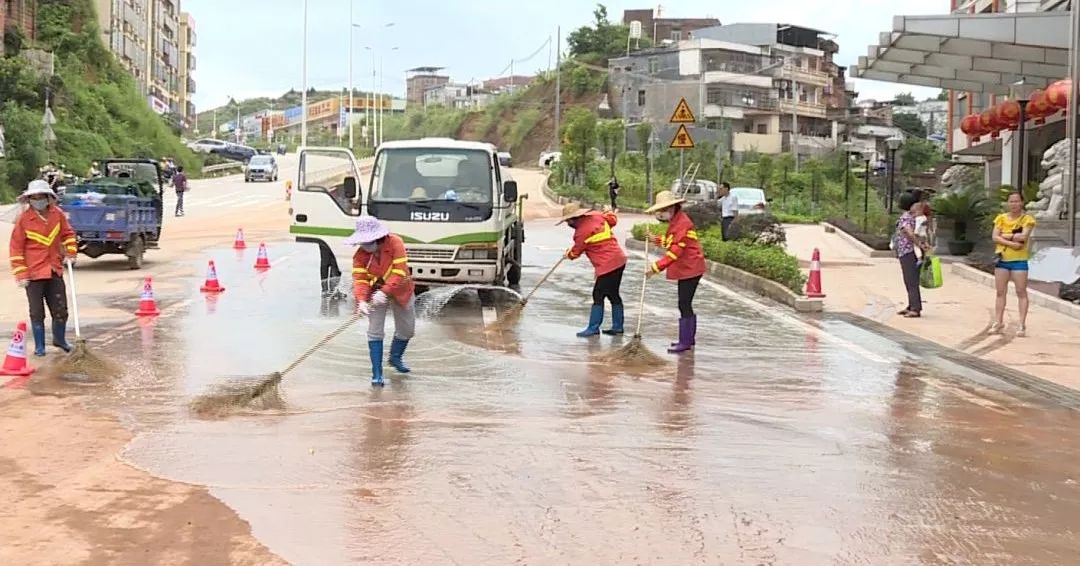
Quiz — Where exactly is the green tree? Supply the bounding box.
[561,107,598,182]
[894,92,916,105]
[893,113,927,139]
[900,137,943,175]
[755,154,774,191]
[935,90,948,101]
[596,118,624,177]
[566,4,651,64]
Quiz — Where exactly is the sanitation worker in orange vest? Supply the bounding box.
[9,180,78,357]
[557,203,627,337]
[346,216,416,387]
[644,190,706,354]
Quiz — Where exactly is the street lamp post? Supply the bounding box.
[348,2,355,149]
[300,0,308,147]
[885,136,903,213]
[863,156,871,232]
[841,141,853,217]
[1010,78,1037,191]
[379,46,400,146]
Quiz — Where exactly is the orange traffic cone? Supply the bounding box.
[200,260,226,293]
[233,228,247,250]
[135,276,161,316]
[0,321,35,377]
[805,248,826,298]
[254,243,271,270]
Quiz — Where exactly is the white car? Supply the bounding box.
[538,151,561,168]
[729,187,769,215]
[187,138,229,153]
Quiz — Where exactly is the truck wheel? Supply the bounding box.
[127,236,145,270]
[506,227,523,287]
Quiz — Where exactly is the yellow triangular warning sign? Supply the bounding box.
[669,98,696,124]
[669,124,695,149]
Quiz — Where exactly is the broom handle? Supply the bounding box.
[635,235,650,336]
[522,255,566,304]
[280,312,364,377]
[65,259,82,340]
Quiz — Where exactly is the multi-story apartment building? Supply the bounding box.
[95,0,191,123]
[406,67,450,107]
[609,23,852,160]
[622,8,719,43]
[178,11,195,126]
[1,0,37,49]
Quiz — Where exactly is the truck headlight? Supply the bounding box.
[457,249,476,260]
[104,213,116,222]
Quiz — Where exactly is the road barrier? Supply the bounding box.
[201,162,245,176]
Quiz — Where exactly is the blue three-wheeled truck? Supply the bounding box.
[62,159,164,269]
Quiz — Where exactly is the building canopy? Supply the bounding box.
[851,12,1069,95]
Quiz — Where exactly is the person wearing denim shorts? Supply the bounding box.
[991,191,1036,336]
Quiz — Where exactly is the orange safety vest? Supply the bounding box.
[9,205,77,282]
[352,234,415,305]
[566,211,626,277]
[650,209,706,281]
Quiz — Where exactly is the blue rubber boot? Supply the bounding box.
[52,319,72,353]
[602,304,625,336]
[368,340,385,387]
[31,322,47,357]
[576,305,604,337]
[389,337,411,374]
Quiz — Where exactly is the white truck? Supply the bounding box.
[289,139,525,294]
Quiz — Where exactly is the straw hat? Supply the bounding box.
[344,215,390,245]
[18,179,57,202]
[644,190,686,213]
[409,187,429,199]
[555,202,592,225]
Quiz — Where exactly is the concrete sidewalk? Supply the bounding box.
[788,225,1080,396]
[784,223,872,267]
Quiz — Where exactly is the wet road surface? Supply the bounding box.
[72,223,1080,565]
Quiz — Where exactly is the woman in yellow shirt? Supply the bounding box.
[991,191,1036,336]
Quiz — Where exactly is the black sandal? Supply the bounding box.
[897,308,910,315]
[903,311,921,318]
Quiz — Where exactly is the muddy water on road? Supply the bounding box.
[82,232,1080,565]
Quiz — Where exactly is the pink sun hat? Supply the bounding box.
[344,215,390,246]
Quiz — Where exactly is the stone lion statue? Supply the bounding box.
[939,164,980,194]
[1029,138,1075,220]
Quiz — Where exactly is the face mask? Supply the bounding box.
[29,199,48,212]
[361,243,378,253]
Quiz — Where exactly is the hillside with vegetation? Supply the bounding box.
[0,0,198,202]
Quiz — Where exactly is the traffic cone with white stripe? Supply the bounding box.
[135,276,161,316]
[233,228,247,250]
[805,248,826,298]
[0,322,34,377]
[200,260,226,293]
[254,243,271,270]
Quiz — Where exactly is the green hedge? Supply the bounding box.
[631,222,806,292]
[773,212,822,224]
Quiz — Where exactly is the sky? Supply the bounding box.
[183,0,947,111]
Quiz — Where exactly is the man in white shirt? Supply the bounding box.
[719,182,738,241]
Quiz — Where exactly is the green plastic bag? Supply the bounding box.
[920,255,943,289]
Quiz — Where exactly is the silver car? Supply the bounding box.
[244,155,279,182]
[729,187,769,215]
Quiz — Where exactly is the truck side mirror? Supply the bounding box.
[503,180,518,203]
[343,176,358,199]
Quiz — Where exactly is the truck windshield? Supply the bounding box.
[371,148,492,204]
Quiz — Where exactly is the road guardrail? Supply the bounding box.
[201,162,245,175]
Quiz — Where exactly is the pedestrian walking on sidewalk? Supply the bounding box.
[173,166,188,217]
[645,190,707,353]
[607,177,620,211]
[718,182,738,241]
[991,191,1036,336]
[893,193,928,318]
[8,180,78,356]
[346,216,416,387]
[558,203,627,337]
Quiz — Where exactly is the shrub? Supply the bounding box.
[826,217,892,250]
[773,212,821,224]
[684,202,723,230]
[731,213,787,246]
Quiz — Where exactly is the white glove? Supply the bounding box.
[355,301,371,316]
[16,279,29,289]
[371,291,388,306]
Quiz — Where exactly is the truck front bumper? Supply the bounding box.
[409,262,499,285]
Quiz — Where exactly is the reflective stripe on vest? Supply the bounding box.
[25,224,61,247]
[583,222,614,245]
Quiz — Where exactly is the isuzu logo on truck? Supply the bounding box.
[410,210,450,222]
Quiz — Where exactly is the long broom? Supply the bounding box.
[53,259,120,381]
[601,235,665,367]
[190,311,365,417]
[485,255,566,331]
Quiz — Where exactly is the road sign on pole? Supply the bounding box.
[670,124,695,149]
[669,97,696,124]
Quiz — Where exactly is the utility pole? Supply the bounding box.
[554,26,561,152]
[348,0,354,149]
[300,0,308,148]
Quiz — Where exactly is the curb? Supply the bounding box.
[829,312,1080,411]
[821,222,894,259]
[625,238,823,313]
[949,262,1080,322]
[542,177,647,214]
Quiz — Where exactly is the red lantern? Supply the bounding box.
[960,113,985,138]
[998,99,1021,130]
[1027,89,1051,124]
[980,109,1000,138]
[1045,79,1071,110]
